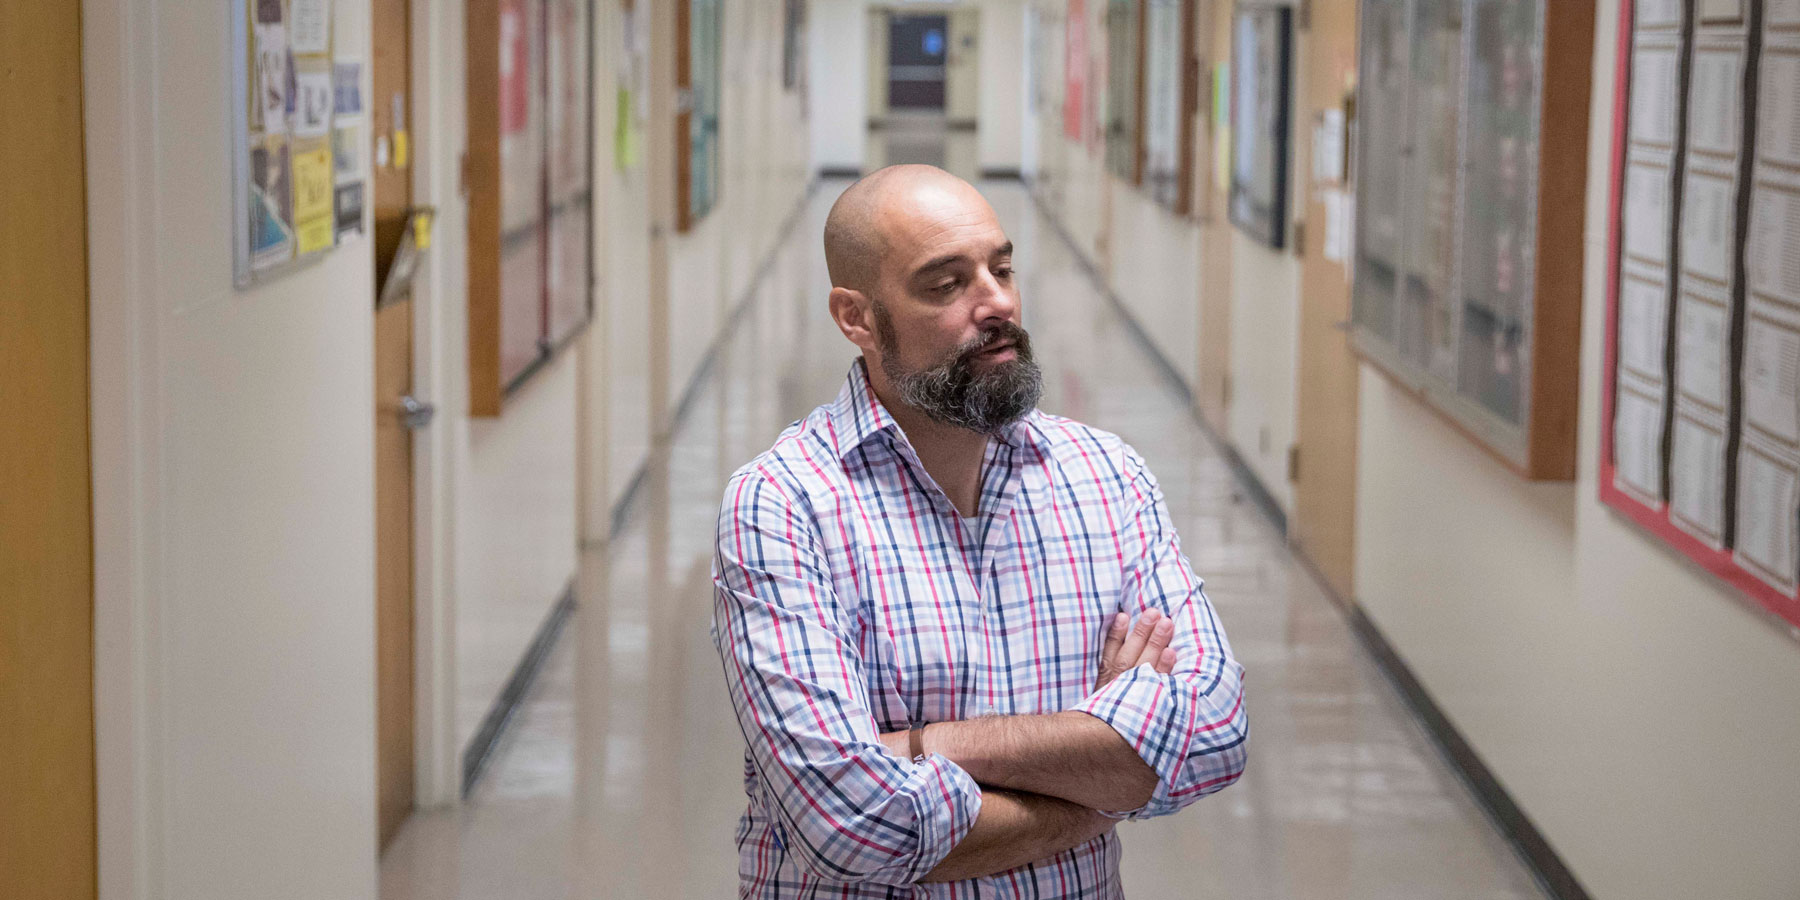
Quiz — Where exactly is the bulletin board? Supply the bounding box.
[233,0,366,286]
[1227,4,1291,249]
[1105,0,1143,183]
[677,0,722,232]
[467,0,596,416]
[1601,0,1800,630]
[1141,0,1200,216]
[1349,0,1589,482]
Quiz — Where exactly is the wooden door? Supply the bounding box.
[0,1,95,897]
[1290,0,1360,600]
[372,0,417,851]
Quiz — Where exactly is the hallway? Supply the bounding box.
[379,179,1544,900]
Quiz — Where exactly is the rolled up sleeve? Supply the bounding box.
[1074,451,1249,819]
[712,468,984,885]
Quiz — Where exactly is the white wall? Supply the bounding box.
[405,0,583,754]
[88,1,380,897]
[1112,187,1204,394]
[977,0,1026,172]
[810,0,870,172]
[1351,2,1800,897]
[665,0,814,429]
[1225,230,1299,512]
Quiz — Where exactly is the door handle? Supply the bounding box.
[398,395,436,430]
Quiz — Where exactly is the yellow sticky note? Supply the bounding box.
[296,216,335,254]
[413,210,433,250]
[291,142,336,254]
[393,130,410,169]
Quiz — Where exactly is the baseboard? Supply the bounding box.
[1020,182,1287,537]
[461,581,577,795]
[1341,602,1594,900]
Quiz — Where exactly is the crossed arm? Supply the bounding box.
[894,611,1182,882]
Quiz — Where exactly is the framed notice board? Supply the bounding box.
[1601,0,1800,630]
[1227,4,1290,248]
[677,0,722,232]
[233,0,365,286]
[1350,0,1592,480]
[467,0,596,416]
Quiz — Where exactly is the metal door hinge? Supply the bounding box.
[1297,0,1312,30]
[1293,221,1307,256]
[1288,444,1301,482]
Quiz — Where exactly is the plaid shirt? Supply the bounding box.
[712,362,1247,899]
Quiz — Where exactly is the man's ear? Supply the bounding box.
[829,286,878,354]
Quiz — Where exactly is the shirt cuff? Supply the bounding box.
[903,752,985,880]
[1073,665,1179,819]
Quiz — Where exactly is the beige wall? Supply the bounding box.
[1353,2,1800,898]
[408,0,585,754]
[1226,227,1299,512]
[87,0,381,896]
[663,0,814,431]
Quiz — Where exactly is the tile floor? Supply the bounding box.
[379,178,1549,900]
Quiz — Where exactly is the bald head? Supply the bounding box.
[823,165,990,294]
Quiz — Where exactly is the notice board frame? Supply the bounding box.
[1599,0,1800,631]
[466,0,598,417]
[1348,0,1590,482]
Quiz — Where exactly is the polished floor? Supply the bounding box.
[379,178,1548,899]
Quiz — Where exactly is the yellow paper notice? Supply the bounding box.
[296,216,336,254]
[292,142,335,253]
[413,209,433,250]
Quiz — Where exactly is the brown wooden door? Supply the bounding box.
[1290,0,1360,601]
[0,1,96,897]
[373,0,417,852]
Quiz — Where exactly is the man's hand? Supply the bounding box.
[1095,609,1177,691]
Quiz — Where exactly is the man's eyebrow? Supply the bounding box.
[911,253,968,277]
[911,242,1015,278]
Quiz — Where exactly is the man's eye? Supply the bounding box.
[934,280,959,294]
[995,267,1014,280]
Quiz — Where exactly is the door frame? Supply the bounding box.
[86,0,173,893]
[407,0,461,809]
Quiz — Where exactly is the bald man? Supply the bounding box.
[712,166,1247,899]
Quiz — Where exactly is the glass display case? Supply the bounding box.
[1350,0,1589,479]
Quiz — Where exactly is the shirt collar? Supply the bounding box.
[829,359,1051,461]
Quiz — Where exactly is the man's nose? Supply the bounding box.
[970,268,1019,323]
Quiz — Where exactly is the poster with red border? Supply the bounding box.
[1600,0,1800,630]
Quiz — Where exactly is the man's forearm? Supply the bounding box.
[921,711,1158,812]
[921,788,1112,883]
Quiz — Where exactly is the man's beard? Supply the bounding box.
[873,301,1043,436]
